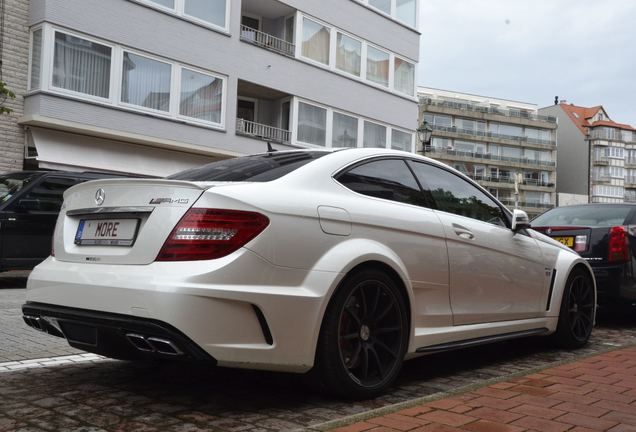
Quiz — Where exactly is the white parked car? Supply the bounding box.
[23,149,595,398]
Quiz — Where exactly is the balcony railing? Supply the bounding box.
[424,145,556,167]
[625,177,636,187]
[593,155,609,164]
[469,174,554,188]
[498,199,553,209]
[421,98,558,124]
[236,118,291,144]
[240,25,295,58]
[430,124,555,146]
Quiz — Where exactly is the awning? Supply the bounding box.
[28,128,218,177]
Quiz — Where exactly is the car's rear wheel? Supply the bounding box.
[553,268,595,348]
[317,269,408,399]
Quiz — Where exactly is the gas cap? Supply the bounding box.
[317,206,351,236]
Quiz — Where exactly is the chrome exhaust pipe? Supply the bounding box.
[147,337,183,356]
[125,333,183,356]
[126,333,154,352]
[23,315,45,332]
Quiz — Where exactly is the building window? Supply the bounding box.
[363,121,387,148]
[394,57,414,96]
[333,112,358,148]
[369,0,391,14]
[391,129,412,151]
[29,29,43,91]
[396,0,417,27]
[336,33,361,77]
[183,0,226,28]
[301,17,330,65]
[121,51,171,112]
[52,32,112,99]
[298,102,327,146]
[180,68,223,124]
[366,46,389,87]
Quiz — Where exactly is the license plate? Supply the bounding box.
[552,236,574,247]
[74,219,139,246]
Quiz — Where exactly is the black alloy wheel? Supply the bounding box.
[553,268,595,348]
[317,269,408,399]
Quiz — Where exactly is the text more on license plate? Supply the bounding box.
[552,236,574,248]
[75,219,139,246]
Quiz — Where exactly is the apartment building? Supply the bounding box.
[540,102,636,204]
[9,0,420,176]
[418,88,558,217]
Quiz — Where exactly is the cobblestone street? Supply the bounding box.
[2,275,636,431]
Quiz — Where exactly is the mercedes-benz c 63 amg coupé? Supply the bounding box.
[23,149,595,398]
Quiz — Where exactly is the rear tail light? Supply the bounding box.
[574,235,587,253]
[156,209,269,261]
[608,226,630,263]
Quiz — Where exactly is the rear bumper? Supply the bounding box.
[25,250,341,373]
[592,264,636,304]
[22,302,215,362]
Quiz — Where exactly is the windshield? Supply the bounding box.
[532,205,633,228]
[168,151,330,182]
[0,172,38,204]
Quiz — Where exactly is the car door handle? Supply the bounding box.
[452,225,474,240]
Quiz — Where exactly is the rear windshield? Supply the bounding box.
[168,151,330,182]
[0,172,39,204]
[532,205,633,228]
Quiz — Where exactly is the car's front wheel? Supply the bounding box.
[553,267,595,348]
[316,269,409,399]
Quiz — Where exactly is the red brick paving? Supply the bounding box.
[331,346,636,432]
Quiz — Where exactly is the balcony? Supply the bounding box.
[625,159,636,168]
[421,98,558,125]
[430,124,556,147]
[469,174,554,189]
[498,199,554,210]
[593,155,609,165]
[235,80,292,145]
[240,0,296,58]
[236,118,290,144]
[625,177,636,188]
[240,25,295,58]
[424,145,556,168]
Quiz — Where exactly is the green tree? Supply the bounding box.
[0,81,16,115]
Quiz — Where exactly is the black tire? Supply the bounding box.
[553,268,596,348]
[316,269,409,399]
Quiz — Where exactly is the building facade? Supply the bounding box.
[418,88,558,217]
[7,0,420,176]
[540,103,636,204]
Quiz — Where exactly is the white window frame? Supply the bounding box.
[131,0,230,34]
[48,28,117,104]
[177,65,227,128]
[334,31,364,79]
[392,53,416,96]
[353,0,419,29]
[363,119,389,149]
[119,48,174,117]
[365,42,391,88]
[299,16,332,68]
[36,24,227,131]
[292,97,414,151]
[27,26,44,93]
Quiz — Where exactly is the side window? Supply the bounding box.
[16,177,82,213]
[408,161,508,227]
[337,159,431,207]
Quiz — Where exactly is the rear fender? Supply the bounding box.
[548,252,596,325]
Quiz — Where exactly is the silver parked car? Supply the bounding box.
[24,148,595,398]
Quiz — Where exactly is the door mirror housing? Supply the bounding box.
[511,209,531,232]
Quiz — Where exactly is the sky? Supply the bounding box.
[418,0,636,125]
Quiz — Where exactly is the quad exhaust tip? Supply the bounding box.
[125,333,183,356]
[23,315,45,332]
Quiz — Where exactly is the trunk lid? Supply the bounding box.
[54,179,211,265]
[532,225,616,265]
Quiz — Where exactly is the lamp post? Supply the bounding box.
[417,121,433,155]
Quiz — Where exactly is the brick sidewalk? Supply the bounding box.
[331,346,636,432]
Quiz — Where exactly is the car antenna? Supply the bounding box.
[267,142,278,153]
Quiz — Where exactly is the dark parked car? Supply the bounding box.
[532,204,636,308]
[0,171,127,272]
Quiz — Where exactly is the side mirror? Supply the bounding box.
[511,209,531,232]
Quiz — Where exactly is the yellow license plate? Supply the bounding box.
[552,236,574,247]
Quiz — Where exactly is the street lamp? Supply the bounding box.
[417,121,433,154]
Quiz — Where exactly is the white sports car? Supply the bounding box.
[23,148,595,398]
